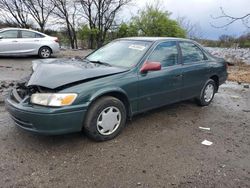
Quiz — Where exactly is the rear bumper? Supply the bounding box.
[219,72,228,85]
[5,97,88,135]
[51,43,60,54]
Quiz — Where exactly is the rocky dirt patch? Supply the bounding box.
[206,47,250,83]
[206,47,250,65]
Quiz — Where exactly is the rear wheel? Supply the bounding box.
[38,46,51,58]
[196,79,216,106]
[83,96,127,141]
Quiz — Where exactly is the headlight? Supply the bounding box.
[31,93,77,107]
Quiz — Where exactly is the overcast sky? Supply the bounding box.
[122,0,250,39]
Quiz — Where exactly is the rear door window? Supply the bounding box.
[21,31,36,38]
[179,42,205,64]
[0,30,18,39]
[21,31,45,38]
[148,41,179,67]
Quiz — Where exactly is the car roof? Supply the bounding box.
[1,27,35,31]
[0,27,46,35]
[121,37,193,42]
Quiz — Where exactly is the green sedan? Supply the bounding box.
[5,37,228,141]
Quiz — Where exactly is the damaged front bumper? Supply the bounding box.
[5,89,88,135]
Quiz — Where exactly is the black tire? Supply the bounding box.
[38,46,52,58]
[196,79,216,106]
[83,96,127,142]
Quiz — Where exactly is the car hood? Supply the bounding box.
[27,58,129,89]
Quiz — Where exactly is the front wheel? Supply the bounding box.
[83,96,127,142]
[38,46,52,58]
[196,79,216,106]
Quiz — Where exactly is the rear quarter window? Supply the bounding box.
[179,42,206,64]
[35,33,45,38]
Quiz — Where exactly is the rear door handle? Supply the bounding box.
[176,74,183,78]
[12,40,18,42]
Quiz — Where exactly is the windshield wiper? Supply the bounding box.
[89,60,112,67]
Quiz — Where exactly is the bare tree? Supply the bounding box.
[79,0,132,48]
[23,0,55,32]
[211,7,250,28]
[0,0,32,28]
[51,0,79,49]
[78,0,95,49]
[177,16,202,39]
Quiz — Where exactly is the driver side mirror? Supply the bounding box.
[0,36,3,39]
[140,61,161,73]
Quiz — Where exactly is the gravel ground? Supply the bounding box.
[0,82,249,187]
[0,50,250,187]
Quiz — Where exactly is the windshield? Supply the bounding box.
[86,40,152,68]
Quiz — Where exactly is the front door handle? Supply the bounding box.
[12,40,18,42]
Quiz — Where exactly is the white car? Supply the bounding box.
[0,28,60,58]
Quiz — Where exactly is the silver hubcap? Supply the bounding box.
[204,83,214,102]
[41,48,50,58]
[97,106,121,136]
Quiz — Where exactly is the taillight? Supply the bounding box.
[54,38,59,43]
[225,61,229,69]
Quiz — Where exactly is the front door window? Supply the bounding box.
[148,41,179,67]
[0,30,18,39]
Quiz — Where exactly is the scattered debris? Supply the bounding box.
[199,127,211,131]
[220,164,226,168]
[243,109,250,113]
[243,84,249,89]
[231,95,240,99]
[0,65,12,69]
[137,182,142,186]
[201,140,213,146]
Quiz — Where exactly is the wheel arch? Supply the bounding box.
[210,75,219,91]
[88,88,132,118]
[39,45,53,54]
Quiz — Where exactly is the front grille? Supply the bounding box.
[10,87,30,104]
[11,89,23,103]
[10,90,20,103]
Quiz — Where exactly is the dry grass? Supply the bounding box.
[228,62,250,83]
